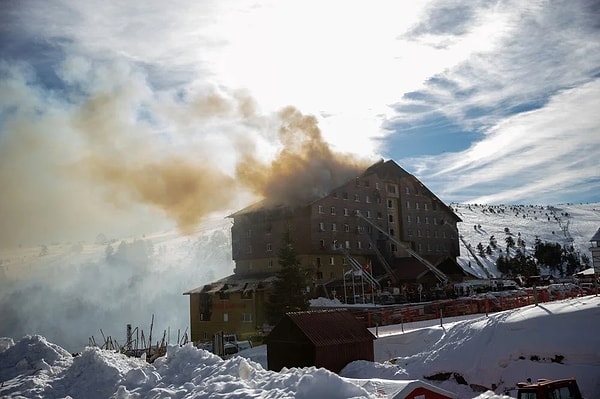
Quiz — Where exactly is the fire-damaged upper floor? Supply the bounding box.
[228,159,462,281]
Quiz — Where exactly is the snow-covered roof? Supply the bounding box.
[344,378,459,399]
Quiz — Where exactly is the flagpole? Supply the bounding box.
[343,269,347,304]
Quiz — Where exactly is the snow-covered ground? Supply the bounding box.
[2,295,599,399]
[452,203,600,279]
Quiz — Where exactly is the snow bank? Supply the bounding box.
[2,296,599,399]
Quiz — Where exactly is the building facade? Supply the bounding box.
[184,159,463,342]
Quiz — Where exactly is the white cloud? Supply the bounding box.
[410,79,600,204]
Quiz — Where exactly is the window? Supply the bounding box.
[366,210,372,218]
[267,260,273,269]
[332,223,337,231]
[364,180,370,187]
[354,194,360,202]
[387,184,396,194]
[389,228,395,236]
[318,205,324,214]
[242,290,253,299]
[316,257,322,266]
[345,240,350,249]
[387,199,393,208]
[405,187,410,194]
[365,195,371,203]
[265,225,272,234]
[344,224,350,232]
[407,215,411,223]
[329,257,335,265]
[416,216,421,224]
[331,206,336,215]
[418,243,423,252]
[333,192,338,198]
[319,240,325,249]
[319,222,325,232]
[223,313,229,322]
[424,203,429,210]
[266,243,272,251]
[433,217,437,225]
[377,212,382,219]
[354,209,361,216]
[219,291,230,300]
[388,214,394,223]
[391,244,397,252]
[425,217,429,224]
[408,229,413,236]
[415,202,420,209]
[343,192,349,200]
[406,200,410,209]
[375,182,380,190]
[342,258,347,265]
[242,313,252,322]
[418,229,422,237]
[247,229,252,237]
[357,241,362,249]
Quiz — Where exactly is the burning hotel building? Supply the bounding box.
[184,159,465,343]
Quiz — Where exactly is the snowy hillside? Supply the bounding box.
[452,203,600,279]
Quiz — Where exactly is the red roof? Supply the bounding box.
[278,309,376,347]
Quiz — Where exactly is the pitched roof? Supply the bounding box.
[363,160,461,222]
[275,309,376,347]
[591,227,600,242]
[227,159,460,222]
[183,273,278,295]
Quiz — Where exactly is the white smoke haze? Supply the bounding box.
[0,223,234,352]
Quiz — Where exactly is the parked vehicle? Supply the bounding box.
[517,378,583,399]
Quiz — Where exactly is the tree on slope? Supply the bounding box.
[505,235,515,257]
[266,231,309,325]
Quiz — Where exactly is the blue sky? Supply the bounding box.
[1,0,599,244]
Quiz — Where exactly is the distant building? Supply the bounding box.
[184,159,464,342]
[589,227,600,285]
[591,227,600,268]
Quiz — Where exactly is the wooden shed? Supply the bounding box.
[265,309,376,373]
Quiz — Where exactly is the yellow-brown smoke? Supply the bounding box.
[236,106,370,206]
[0,72,370,246]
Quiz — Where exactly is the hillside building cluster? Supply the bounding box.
[184,159,467,342]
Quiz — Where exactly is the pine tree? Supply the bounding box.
[265,231,309,324]
[505,235,515,257]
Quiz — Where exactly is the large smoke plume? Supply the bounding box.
[0,62,372,246]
